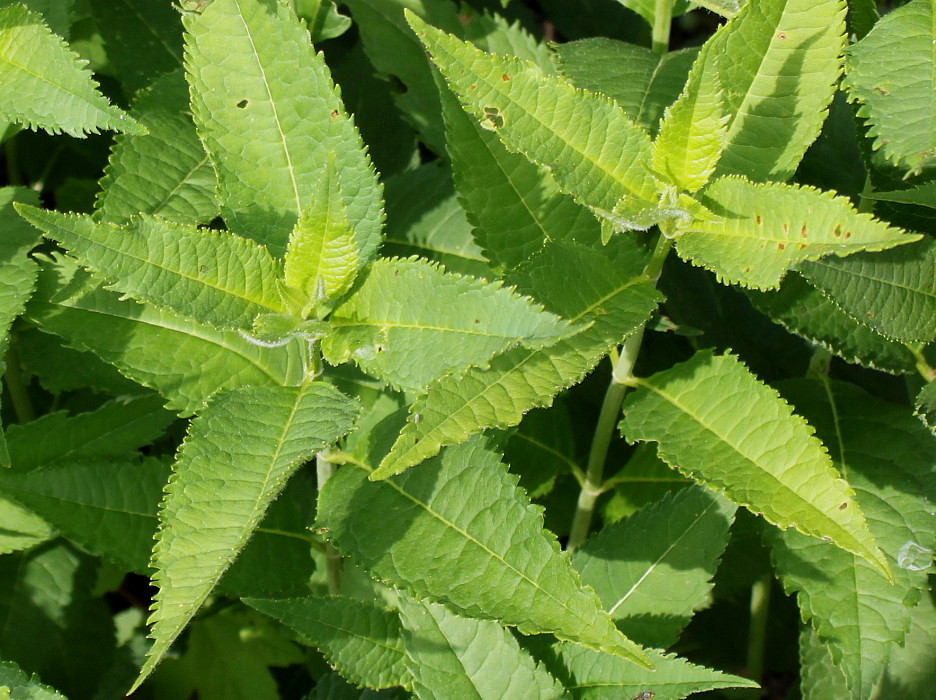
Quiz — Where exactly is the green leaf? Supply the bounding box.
[284,155,360,314]
[651,44,728,193]
[547,643,758,699]
[797,625,850,700]
[572,485,737,649]
[0,187,41,467]
[380,239,660,477]
[311,673,410,699]
[322,257,579,394]
[768,379,934,698]
[619,350,892,580]
[674,176,919,289]
[797,237,936,343]
[87,0,183,95]
[915,381,936,436]
[184,0,383,257]
[95,68,219,226]
[16,206,286,332]
[0,659,66,699]
[381,162,491,279]
[134,382,359,689]
[555,39,696,135]
[866,181,936,210]
[877,589,936,699]
[502,405,576,498]
[843,0,936,174]
[437,67,601,271]
[411,12,663,233]
[747,272,918,374]
[5,394,173,472]
[702,0,846,182]
[0,4,143,136]
[317,436,651,667]
[25,257,307,416]
[0,495,53,555]
[396,593,564,699]
[609,0,693,25]
[298,0,352,43]
[245,595,410,690]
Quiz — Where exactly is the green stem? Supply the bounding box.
[315,454,342,595]
[745,573,772,691]
[4,341,34,424]
[908,343,935,383]
[652,0,674,55]
[3,138,20,186]
[565,236,673,552]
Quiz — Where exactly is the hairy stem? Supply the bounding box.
[744,573,772,691]
[652,0,674,55]
[566,236,673,551]
[316,453,342,595]
[4,341,34,424]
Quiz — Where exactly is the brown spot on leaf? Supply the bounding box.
[236,99,249,109]
[329,110,339,119]
[832,224,841,237]
[778,243,786,250]
[777,31,787,40]
[800,225,807,237]
[838,502,848,510]
[844,231,851,239]
[756,215,762,225]
[783,223,790,234]
[502,74,510,81]
[459,13,472,25]
[874,86,889,95]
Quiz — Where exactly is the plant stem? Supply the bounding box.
[652,0,674,55]
[745,573,772,692]
[908,343,935,382]
[315,453,342,595]
[3,341,34,424]
[566,235,673,552]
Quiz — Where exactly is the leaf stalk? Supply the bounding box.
[3,340,34,424]
[316,453,343,595]
[652,0,674,55]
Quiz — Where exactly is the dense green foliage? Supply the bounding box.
[0,0,933,698]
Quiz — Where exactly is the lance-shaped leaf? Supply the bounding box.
[378,239,661,478]
[555,39,696,136]
[0,4,143,137]
[284,156,360,314]
[866,181,936,210]
[317,437,651,667]
[5,394,173,472]
[0,659,66,700]
[396,593,564,699]
[95,68,218,226]
[768,379,934,698]
[572,486,737,649]
[245,596,410,691]
[748,272,918,375]
[0,187,41,467]
[843,0,936,174]
[323,257,579,394]
[701,0,846,182]
[17,206,286,332]
[546,643,758,700]
[184,0,383,257]
[619,351,891,579]
[133,382,360,690]
[410,12,663,232]
[438,70,601,272]
[674,176,919,289]
[25,257,307,416]
[798,237,936,343]
[651,45,728,194]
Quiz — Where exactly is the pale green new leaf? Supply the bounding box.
[245,596,410,691]
[5,394,173,472]
[184,0,383,257]
[0,659,66,700]
[798,237,936,343]
[0,187,41,467]
[609,0,692,26]
[549,643,758,699]
[674,176,918,289]
[24,257,307,416]
[619,351,891,579]
[0,4,143,137]
[768,379,934,698]
[555,39,696,135]
[323,257,579,394]
[748,272,918,375]
[651,44,728,193]
[284,155,360,314]
[95,68,219,226]
[0,495,53,555]
[17,206,286,332]
[702,0,846,182]
[573,485,737,649]
[438,69,601,271]
[411,13,663,232]
[380,239,660,477]
[843,0,936,174]
[396,593,564,699]
[134,382,360,690]
[381,162,491,279]
[317,436,651,667]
